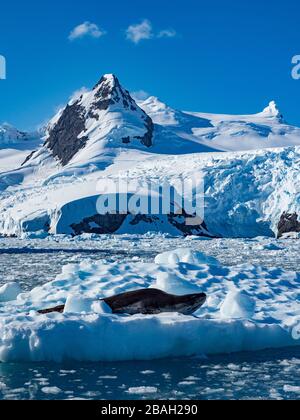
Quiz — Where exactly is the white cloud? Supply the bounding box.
[157,29,177,39]
[126,20,153,44]
[126,20,177,44]
[69,22,106,41]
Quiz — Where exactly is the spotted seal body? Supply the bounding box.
[104,289,206,315]
[38,289,206,316]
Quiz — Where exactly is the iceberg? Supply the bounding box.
[0,248,299,363]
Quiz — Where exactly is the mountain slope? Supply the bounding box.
[140,97,300,152]
[0,124,42,173]
[26,74,154,169]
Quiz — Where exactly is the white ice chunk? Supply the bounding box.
[0,282,22,302]
[20,230,49,240]
[154,271,203,295]
[220,290,256,320]
[283,385,300,394]
[126,387,158,395]
[64,295,93,314]
[155,248,219,266]
[255,243,282,251]
[280,232,300,240]
[92,300,113,315]
[41,387,62,395]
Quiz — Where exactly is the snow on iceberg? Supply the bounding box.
[220,290,256,320]
[64,295,112,315]
[153,271,203,295]
[154,248,219,266]
[0,248,299,363]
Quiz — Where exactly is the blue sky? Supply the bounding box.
[0,0,300,131]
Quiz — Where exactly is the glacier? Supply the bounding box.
[0,146,299,238]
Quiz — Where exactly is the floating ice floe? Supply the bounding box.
[255,243,283,251]
[280,232,300,240]
[154,248,219,266]
[0,282,22,303]
[20,230,49,240]
[0,248,299,363]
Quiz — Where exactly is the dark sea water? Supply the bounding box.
[1,348,300,400]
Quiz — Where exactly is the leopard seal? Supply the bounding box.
[38,289,207,316]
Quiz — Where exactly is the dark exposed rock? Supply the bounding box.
[91,74,153,148]
[122,136,130,144]
[134,115,154,148]
[129,214,158,225]
[168,207,215,237]
[71,213,127,235]
[46,103,88,166]
[277,212,300,238]
[91,74,137,112]
[21,150,37,166]
[69,211,213,238]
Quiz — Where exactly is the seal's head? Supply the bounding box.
[174,292,207,315]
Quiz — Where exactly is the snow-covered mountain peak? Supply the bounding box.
[0,123,29,144]
[93,73,119,89]
[25,74,154,167]
[261,101,284,121]
[142,96,168,111]
[94,73,117,86]
[89,73,139,112]
[139,96,178,126]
